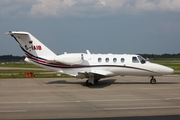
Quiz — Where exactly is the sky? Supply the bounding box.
[0,0,180,56]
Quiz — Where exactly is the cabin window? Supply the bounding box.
[113,58,117,63]
[105,58,109,63]
[132,57,139,63]
[121,58,125,63]
[98,58,102,62]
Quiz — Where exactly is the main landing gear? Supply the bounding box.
[150,76,156,84]
[86,80,92,86]
[86,79,99,86]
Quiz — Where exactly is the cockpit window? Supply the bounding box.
[132,57,139,63]
[138,56,146,64]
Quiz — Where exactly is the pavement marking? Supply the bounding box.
[104,106,180,110]
[86,97,180,102]
[0,110,27,113]
[0,97,179,104]
[0,101,83,104]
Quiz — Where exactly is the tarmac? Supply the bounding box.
[0,76,180,120]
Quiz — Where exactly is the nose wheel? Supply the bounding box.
[150,76,156,84]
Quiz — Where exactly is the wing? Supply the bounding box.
[77,70,114,79]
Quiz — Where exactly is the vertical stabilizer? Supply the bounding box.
[7,31,56,59]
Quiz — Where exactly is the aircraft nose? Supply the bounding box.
[167,68,174,74]
[159,65,174,75]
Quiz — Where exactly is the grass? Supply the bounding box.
[0,70,49,73]
[0,62,72,78]
[0,73,72,79]
[0,62,40,68]
[150,58,180,71]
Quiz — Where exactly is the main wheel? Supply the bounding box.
[86,80,92,86]
[150,77,156,84]
[94,79,99,84]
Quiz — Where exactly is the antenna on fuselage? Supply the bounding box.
[86,50,91,54]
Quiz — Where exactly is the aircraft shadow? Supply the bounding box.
[114,81,179,84]
[85,79,116,88]
[47,79,117,88]
[31,115,180,120]
[47,79,179,88]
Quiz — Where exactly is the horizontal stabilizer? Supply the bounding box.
[6,31,29,35]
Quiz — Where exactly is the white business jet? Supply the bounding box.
[7,31,174,86]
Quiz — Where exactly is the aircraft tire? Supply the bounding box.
[86,80,93,86]
[150,77,156,84]
[94,79,99,84]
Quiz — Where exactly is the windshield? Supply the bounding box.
[137,56,146,64]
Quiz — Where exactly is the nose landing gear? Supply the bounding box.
[150,76,156,84]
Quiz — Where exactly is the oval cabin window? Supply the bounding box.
[98,58,102,62]
[113,58,117,63]
[105,58,109,63]
[121,58,125,63]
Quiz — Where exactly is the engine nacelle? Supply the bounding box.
[54,54,84,65]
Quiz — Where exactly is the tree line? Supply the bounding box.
[0,55,25,62]
[139,53,180,59]
[0,53,180,62]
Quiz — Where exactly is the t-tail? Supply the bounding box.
[7,31,56,65]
